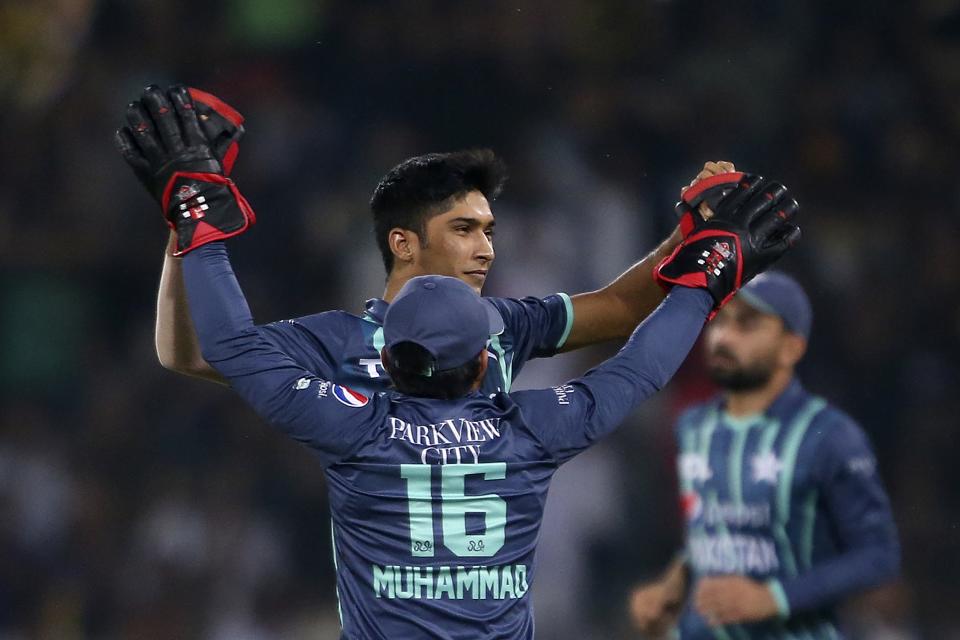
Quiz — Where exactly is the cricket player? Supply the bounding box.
[116,84,740,395]
[117,84,802,638]
[629,273,900,639]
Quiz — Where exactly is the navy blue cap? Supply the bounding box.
[384,275,504,371]
[736,271,813,339]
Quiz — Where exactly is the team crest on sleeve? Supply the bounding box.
[332,384,369,408]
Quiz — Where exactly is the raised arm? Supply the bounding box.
[562,228,680,351]
[156,231,227,383]
[561,161,736,352]
[519,174,800,461]
[117,84,251,385]
[181,242,375,463]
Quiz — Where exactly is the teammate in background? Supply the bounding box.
[117,84,736,395]
[628,272,900,639]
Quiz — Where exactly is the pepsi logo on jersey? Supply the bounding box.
[333,384,369,407]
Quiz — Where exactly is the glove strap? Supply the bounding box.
[655,229,744,319]
[162,172,256,256]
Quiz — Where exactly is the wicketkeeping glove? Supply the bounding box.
[656,175,801,317]
[676,171,746,238]
[115,84,255,256]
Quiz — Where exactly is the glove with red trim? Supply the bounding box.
[115,84,255,256]
[676,171,746,238]
[656,174,801,317]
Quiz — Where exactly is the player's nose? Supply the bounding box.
[475,238,494,263]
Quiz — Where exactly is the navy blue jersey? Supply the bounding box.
[257,293,573,397]
[675,380,900,639]
[182,243,714,640]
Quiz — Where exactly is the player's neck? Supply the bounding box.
[724,368,794,418]
[383,270,415,302]
[383,277,403,303]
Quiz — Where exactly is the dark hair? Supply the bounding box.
[370,149,508,273]
[384,342,484,400]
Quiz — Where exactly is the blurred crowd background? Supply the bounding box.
[1,0,958,638]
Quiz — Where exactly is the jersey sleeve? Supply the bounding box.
[512,288,712,464]
[487,293,573,363]
[258,313,342,380]
[770,413,901,616]
[181,243,379,467]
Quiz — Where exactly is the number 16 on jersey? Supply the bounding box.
[400,463,507,558]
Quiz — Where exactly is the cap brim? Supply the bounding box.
[481,299,505,336]
[736,288,780,319]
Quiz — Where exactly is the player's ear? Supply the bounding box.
[780,333,807,368]
[388,227,421,266]
[380,347,393,374]
[474,350,489,390]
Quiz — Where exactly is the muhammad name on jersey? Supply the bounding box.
[388,416,504,464]
[373,563,530,601]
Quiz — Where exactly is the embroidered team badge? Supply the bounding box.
[332,384,369,408]
[750,451,783,484]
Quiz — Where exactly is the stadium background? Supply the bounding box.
[1,0,957,637]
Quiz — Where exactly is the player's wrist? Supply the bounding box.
[165,230,181,257]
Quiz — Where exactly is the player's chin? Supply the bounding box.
[706,361,739,382]
[462,271,488,291]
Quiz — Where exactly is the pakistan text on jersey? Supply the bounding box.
[688,533,780,574]
[373,564,530,600]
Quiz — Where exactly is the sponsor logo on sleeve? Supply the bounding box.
[333,384,369,408]
[552,384,575,406]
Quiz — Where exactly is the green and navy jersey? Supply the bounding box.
[675,379,900,639]
[181,243,714,639]
[257,293,574,398]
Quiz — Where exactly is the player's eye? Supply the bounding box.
[484,229,495,239]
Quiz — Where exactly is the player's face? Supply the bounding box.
[704,298,788,391]
[415,191,496,294]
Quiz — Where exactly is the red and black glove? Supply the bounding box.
[676,171,746,238]
[656,175,801,317]
[115,84,255,256]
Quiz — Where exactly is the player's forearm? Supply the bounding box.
[156,232,226,384]
[576,286,712,440]
[770,541,901,616]
[563,228,681,351]
[182,242,259,364]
